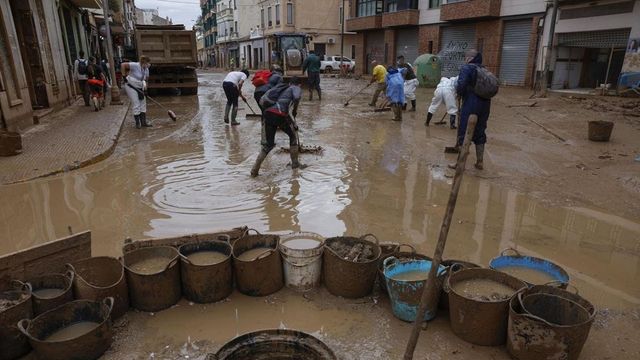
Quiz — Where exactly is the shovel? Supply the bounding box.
[344,83,371,106]
[243,98,262,118]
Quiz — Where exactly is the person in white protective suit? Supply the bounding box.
[121,55,151,129]
[426,76,458,129]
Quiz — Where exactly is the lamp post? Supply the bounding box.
[540,0,558,97]
[102,0,122,105]
[339,0,345,77]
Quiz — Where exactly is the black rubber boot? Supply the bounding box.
[410,100,416,112]
[224,104,231,123]
[134,114,141,129]
[450,115,457,129]
[141,112,152,127]
[308,90,313,101]
[317,89,322,101]
[402,103,407,111]
[230,107,239,125]
[475,144,484,170]
[251,150,269,177]
[425,112,433,126]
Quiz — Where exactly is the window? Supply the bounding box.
[351,45,356,59]
[429,0,441,9]
[275,4,280,25]
[261,8,265,28]
[234,21,237,35]
[356,0,383,17]
[385,0,418,12]
[286,3,293,24]
[268,6,272,27]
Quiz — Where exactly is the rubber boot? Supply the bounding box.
[450,115,457,129]
[475,144,484,170]
[425,112,433,126]
[317,88,322,101]
[308,90,313,101]
[290,146,307,170]
[402,103,407,111]
[223,104,231,123]
[230,107,240,125]
[410,100,416,112]
[250,150,268,177]
[141,112,152,127]
[393,105,402,121]
[134,114,141,129]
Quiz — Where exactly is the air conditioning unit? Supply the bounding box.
[328,37,335,44]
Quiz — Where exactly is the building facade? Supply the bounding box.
[201,0,218,67]
[135,8,172,26]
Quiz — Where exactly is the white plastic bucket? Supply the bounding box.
[279,232,324,292]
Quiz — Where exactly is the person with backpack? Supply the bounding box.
[253,64,283,113]
[426,76,458,129]
[302,50,322,101]
[222,69,250,126]
[449,50,499,170]
[121,55,152,129]
[250,77,305,177]
[86,57,107,111]
[73,51,90,106]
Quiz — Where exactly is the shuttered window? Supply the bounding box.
[499,20,532,86]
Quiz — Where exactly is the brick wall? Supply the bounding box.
[346,15,382,32]
[381,9,419,28]
[353,32,366,75]
[475,19,503,75]
[384,29,396,65]
[418,25,440,55]
[440,0,501,21]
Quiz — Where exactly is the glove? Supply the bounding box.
[142,81,147,91]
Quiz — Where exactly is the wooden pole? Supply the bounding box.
[403,115,478,360]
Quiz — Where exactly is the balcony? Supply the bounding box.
[250,28,264,39]
[381,9,419,28]
[440,0,501,21]
[346,15,382,32]
[217,7,233,20]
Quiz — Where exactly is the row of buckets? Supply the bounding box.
[0,230,596,360]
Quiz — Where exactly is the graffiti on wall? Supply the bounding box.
[620,38,640,92]
[440,40,470,76]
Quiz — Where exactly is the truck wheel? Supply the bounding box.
[180,87,198,95]
[324,66,333,74]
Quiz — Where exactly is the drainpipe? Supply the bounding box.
[340,0,345,76]
[541,0,559,97]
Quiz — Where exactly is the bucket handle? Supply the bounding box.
[441,264,465,293]
[179,253,193,265]
[255,249,274,261]
[102,297,115,317]
[243,228,262,237]
[165,258,179,272]
[397,244,416,255]
[543,281,579,295]
[64,269,75,284]
[516,291,565,327]
[217,234,232,243]
[501,247,521,257]
[17,319,34,340]
[11,279,32,294]
[383,256,398,270]
[360,233,379,246]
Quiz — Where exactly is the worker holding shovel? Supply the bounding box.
[251,77,305,177]
[121,55,152,129]
[222,69,250,125]
[368,59,387,107]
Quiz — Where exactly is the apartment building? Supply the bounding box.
[347,0,546,87]
[201,0,218,67]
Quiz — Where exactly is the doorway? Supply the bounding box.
[9,0,48,109]
[314,43,326,58]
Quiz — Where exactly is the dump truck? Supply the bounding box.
[135,24,198,95]
[270,32,309,83]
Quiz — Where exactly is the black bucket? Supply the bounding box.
[0,280,33,360]
[588,120,613,142]
[438,259,481,310]
[213,329,336,359]
[179,240,233,303]
[123,246,182,312]
[18,298,114,360]
[232,229,283,297]
[28,271,75,316]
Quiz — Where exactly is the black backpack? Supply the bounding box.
[471,64,499,99]
[259,83,289,108]
[77,59,88,75]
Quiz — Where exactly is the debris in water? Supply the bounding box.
[279,144,324,154]
[328,240,375,262]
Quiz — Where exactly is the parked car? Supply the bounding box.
[320,55,355,73]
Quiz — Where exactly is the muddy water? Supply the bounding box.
[497,266,558,285]
[32,288,65,299]
[390,270,429,281]
[46,321,100,342]
[186,251,227,266]
[0,73,639,358]
[236,247,273,261]
[452,279,517,301]
[129,257,171,274]
[282,238,322,250]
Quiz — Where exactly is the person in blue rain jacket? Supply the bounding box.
[385,66,405,122]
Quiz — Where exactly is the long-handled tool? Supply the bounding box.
[434,112,447,125]
[403,116,478,360]
[243,98,262,118]
[374,97,392,112]
[126,84,177,121]
[344,83,371,106]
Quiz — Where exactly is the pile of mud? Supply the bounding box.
[328,239,375,263]
[0,292,28,311]
[563,96,640,117]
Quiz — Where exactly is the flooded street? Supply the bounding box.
[1,72,639,358]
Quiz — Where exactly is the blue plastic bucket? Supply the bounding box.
[489,248,569,287]
[383,257,446,322]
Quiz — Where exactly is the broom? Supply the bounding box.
[127,84,177,121]
[242,98,262,118]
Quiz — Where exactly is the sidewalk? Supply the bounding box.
[0,97,130,184]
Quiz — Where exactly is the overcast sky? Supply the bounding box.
[135,0,201,28]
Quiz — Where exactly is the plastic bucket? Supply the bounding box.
[0,280,32,360]
[377,244,431,294]
[232,229,283,296]
[123,246,181,312]
[383,257,445,322]
[18,298,114,360]
[438,259,481,310]
[507,285,595,360]
[323,234,381,298]
[447,268,527,346]
[28,271,75,316]
[588,120,613,142]
[67,256,129,319]
[490,248,569,288]
[279,232,325,292]
[179,240,233,303]
[213,329,336,359]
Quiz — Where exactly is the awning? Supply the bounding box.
[69,0,102,9]
[557,28,631,48]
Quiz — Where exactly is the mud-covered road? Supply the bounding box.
[1,71,638,359]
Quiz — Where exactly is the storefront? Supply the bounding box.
[395,28,419,65]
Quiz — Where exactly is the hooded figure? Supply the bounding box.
[453,50,491,170]
[385,66,405,122]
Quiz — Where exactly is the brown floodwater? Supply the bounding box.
[1,72,639,359]
[45,321,100,342]
[186,250,227,266]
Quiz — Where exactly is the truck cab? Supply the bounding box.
[271,33,309,81]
